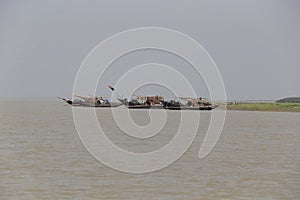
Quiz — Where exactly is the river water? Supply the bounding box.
[0,101,299,199]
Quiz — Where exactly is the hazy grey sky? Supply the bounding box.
[0,0,299,100]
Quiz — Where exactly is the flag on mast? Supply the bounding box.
[108,85,115,91]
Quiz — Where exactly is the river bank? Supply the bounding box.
[225,102,300,112]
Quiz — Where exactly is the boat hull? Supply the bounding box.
[164,106,213,110]
[126,105,164,109]
[71,103,122,107]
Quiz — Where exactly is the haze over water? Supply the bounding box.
[1,101,299,199]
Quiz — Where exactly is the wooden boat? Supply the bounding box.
[59,95,215,110]
[162,97,214,110]
[117,95,164,109]
[58,96,122,107]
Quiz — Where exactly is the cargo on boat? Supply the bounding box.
[58,96,122,107]
[117,95,165,109]
[162,97,214,110]
[117,95,216,110]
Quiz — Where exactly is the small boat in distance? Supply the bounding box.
[58,96,122,107]
[117,95,165,109]
[162,97,214,110]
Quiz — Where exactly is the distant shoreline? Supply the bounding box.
[224,102,300,112]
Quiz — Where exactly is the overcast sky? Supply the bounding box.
[0,0,299,100]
